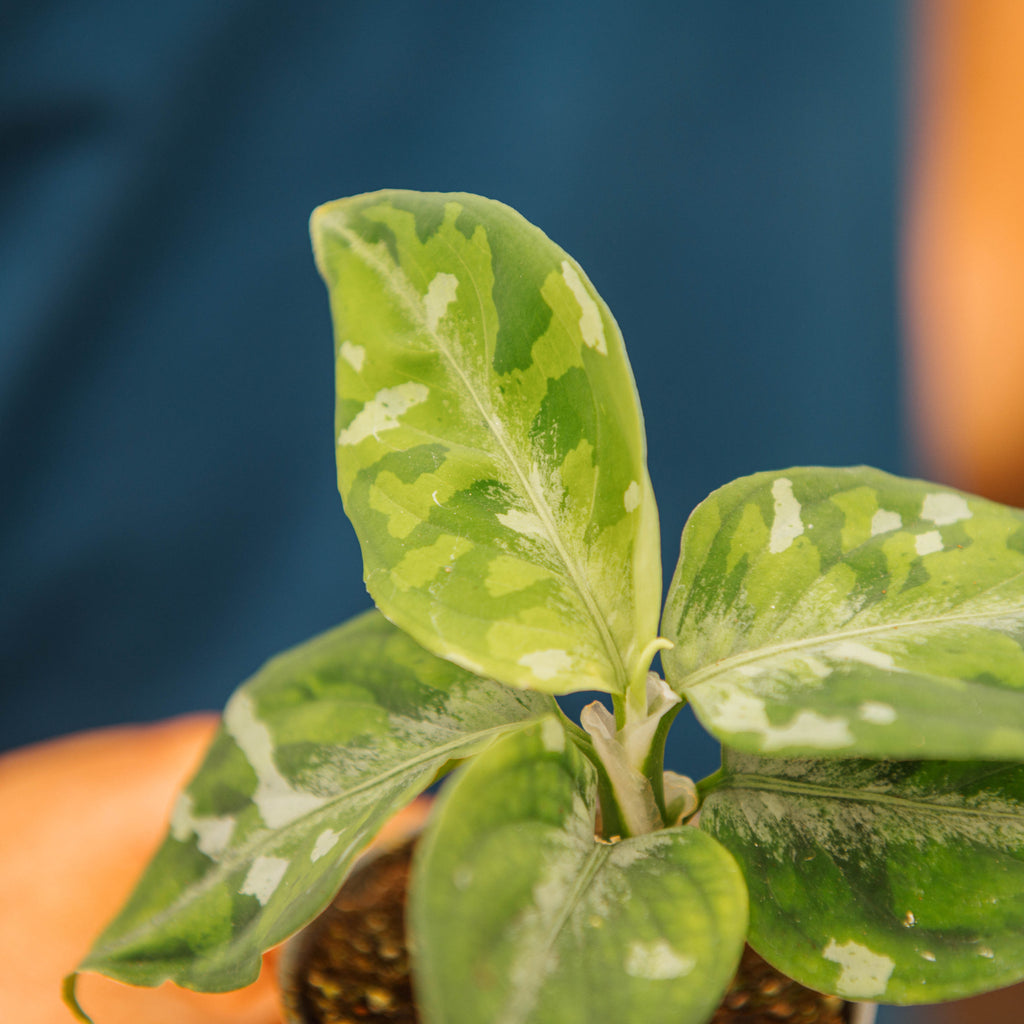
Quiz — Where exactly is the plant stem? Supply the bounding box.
[696,767,726,802]
[625,637,674,726]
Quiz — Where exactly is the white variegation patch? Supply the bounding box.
[339,340,365,372]
[708,691,772,734]
[540,716,566,752]
[708,690,853,751]
[518,649,573,681]
[823,938,895,998]
[859,701,897,725]
[915,530,943,556]
[170,793,236,860]
[240,855,290,906]
[310,828,341,863]
[829,641,895,671]
[424,272,459,332]
[497,508,547,537]
[922,492,972,526]
[760,710,854,752]
[624,480,641,513]
[870,508,902,536]
[561,261,607,355]
[625,939,696,980]
[224,691,327,828]
[769,478,804,553]
[337,382,429,446]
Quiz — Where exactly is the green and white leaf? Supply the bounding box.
[312,190,661,696]
[663,466,1024,759]
[410,718,748,1024]
[74,611,551,993]
[701,748,1024,1003]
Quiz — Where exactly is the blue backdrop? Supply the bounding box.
[2,2,906,790]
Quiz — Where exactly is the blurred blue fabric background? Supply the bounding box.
[1,8,913,1016]
[1,2,906,785]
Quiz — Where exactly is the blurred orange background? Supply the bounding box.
[906,0,1024,510]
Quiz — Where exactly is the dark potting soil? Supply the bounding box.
[283,842,417,1023]
[282,839,850,1024]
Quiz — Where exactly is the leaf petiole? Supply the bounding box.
[625,636,675,725]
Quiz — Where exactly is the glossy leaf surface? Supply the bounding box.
[411,718,748,1024]
[701,749,1024,1003]
[663,466,1024,758]
[76,611,550,992]
[312,190,661,695]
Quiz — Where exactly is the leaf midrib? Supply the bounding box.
[337,218,629,692]
[496,842,613,1024]
[716,772,1024,824]
[87,720,526,962]
[681,605,1024,692]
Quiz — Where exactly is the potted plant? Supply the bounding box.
[66,191,1024,1024]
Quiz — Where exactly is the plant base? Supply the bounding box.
[280,838,872,1024]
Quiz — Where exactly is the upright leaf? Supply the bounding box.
[411,718,748,1024]
[662,467,1024,759]
[73,611,551,995]
[312,191,661,695]
[701,749,1024,1003]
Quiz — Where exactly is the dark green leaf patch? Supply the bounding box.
[702,750,1024,1003]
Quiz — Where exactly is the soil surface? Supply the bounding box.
[282,839,850,1024]
[283,842,417,1023]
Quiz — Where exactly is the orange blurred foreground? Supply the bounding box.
[0,713,433,1024]
[0,715,282,1024]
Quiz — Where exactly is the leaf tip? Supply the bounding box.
[309,201,339,282]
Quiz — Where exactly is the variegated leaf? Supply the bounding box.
[662,467,1024,759]
[311,191,661,696]
[701,748,1024,1003]
[72,611,551,995]
[410,718,748,1024]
